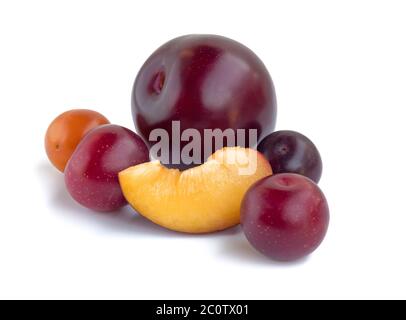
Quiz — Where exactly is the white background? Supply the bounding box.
[0,0,405,300]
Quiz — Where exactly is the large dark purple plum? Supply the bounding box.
[132,34,277,169]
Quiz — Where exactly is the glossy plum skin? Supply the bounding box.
[241,173,329,261]
[132,34,277,169]
[65,125,149,212]
[45,109,110,172]
[258,130,322,183]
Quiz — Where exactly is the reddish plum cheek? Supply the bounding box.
[241,173,329,261]
[65,125,149,212]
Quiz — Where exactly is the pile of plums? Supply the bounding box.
[45,34,329,262]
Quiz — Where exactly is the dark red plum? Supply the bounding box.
[65,124,149,212]
[258,130,322,183]
[241,173,329,261]
[132,34,277,169]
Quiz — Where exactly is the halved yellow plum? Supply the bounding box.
[119,147,272,233]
